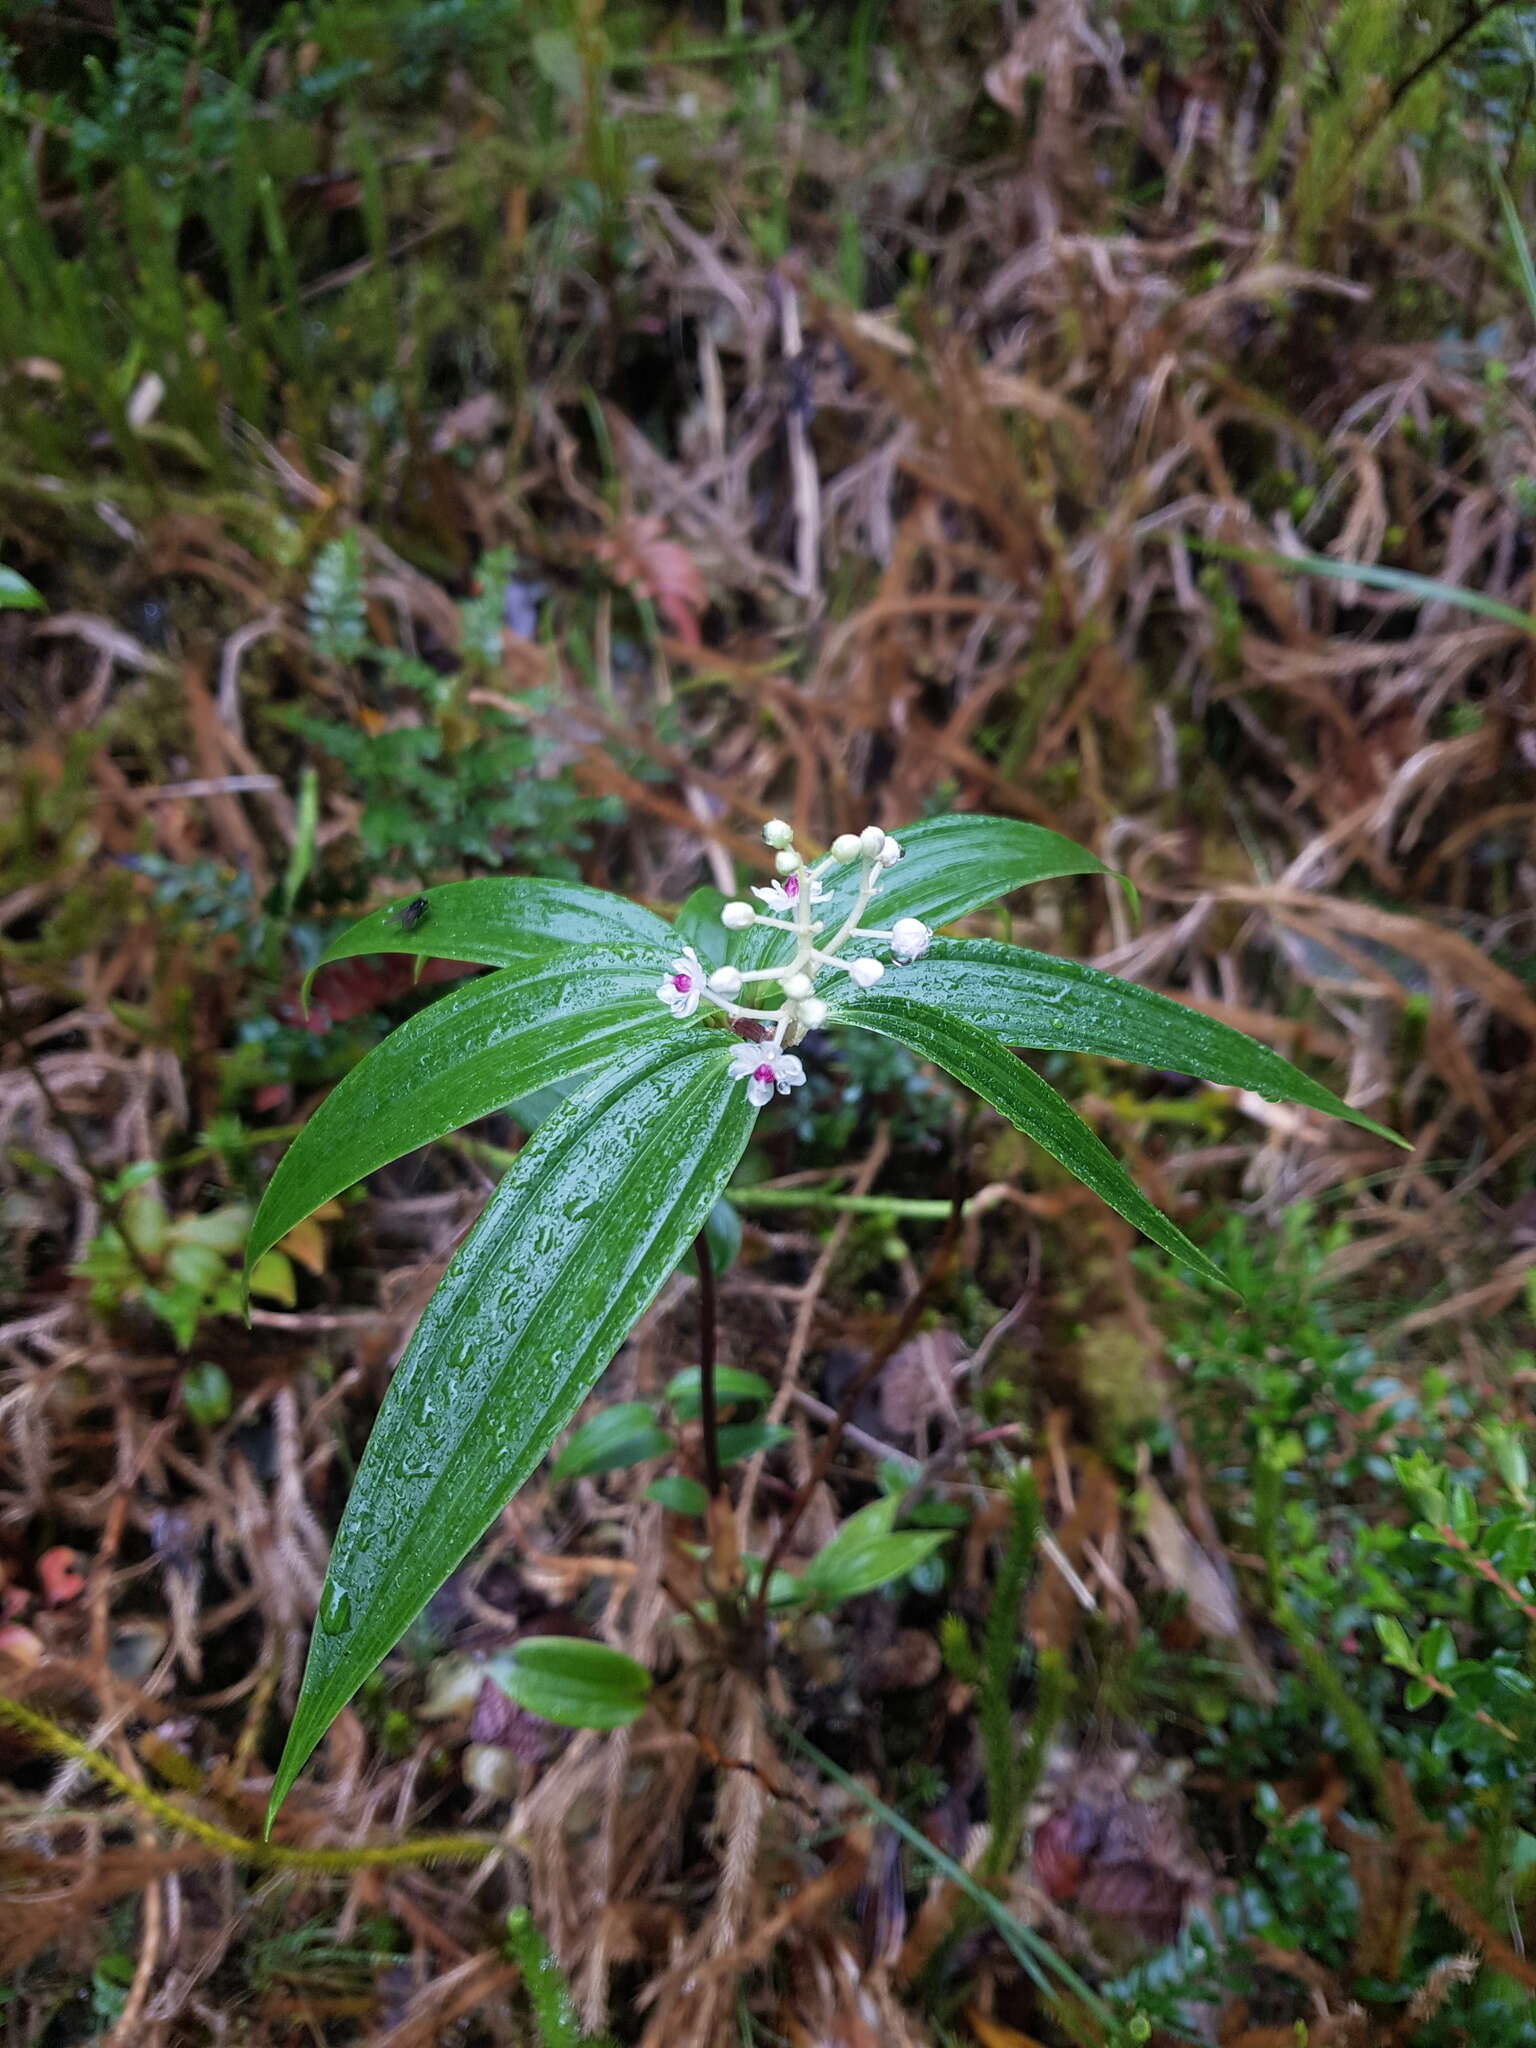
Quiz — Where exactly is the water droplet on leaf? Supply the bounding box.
[319,1583,352,1634]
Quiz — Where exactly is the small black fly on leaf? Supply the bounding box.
[389,896,431,933]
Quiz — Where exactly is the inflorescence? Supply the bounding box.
[656,820,931,1107]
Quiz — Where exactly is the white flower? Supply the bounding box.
[848,957,885,988]
[890,917,931,964]
[831,833,862,862]
[751,872,825,917]
[708,965,744,997]
[796,996,828,1029]
[858,825,886,858]
[773,847,800,876]
[656,947,703,1018]
[878,836,902,867]
[781,971,815,1000]
[721,901,755,930]
[728,1044,807,1108]
[763,818,795,849]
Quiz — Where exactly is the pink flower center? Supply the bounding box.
[672,973,693,992]
[783,875,799,899]
[752,1062,775,1085]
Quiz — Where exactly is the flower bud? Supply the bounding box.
[708,965,744,996]
[763,819,794,849]
[831,832,862,862]
[848,957,885,988]
[774,848,800,876]
[781,971,814,1000]
[858,825,887,858]
[878,836,902,867]
[890,916,931,963]
[720,901,755,930]
[796,997,828,1029]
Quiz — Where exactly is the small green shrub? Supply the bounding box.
[1129,1212,1536,2034]
[287,541,618,879]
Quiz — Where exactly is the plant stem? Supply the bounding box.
[0,1691,498,1870]
[694,1226,722,1499]
[749,1171,965,1622]
[729,1187,959,1219]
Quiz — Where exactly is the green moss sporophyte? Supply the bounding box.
[247,812,1405,1826]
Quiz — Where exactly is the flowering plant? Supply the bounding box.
[248,814,1401,1819]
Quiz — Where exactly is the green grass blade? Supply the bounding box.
[1195,537,1536,637]
[1495,165,1536,326]
[777,1722,1114,2043]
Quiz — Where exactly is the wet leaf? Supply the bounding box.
[266,1036,754,1823]
[489,1637,651,1730]
[830,936,1404,1144]
[302,877,673,998]
[839,1000,1230,1286]
[735,813,1111,974]
[248,948,682,1280]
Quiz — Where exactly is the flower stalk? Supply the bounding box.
[654,818,931,1106]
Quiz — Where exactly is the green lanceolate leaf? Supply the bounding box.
[735,814,1114,973]
[716,1420,793,1464]
[0,565,45,612]
[304,877,674,999]
[488,1637,652,1730]
[646,1475,710,1516]
[248,947,677,1278]
[828,938,1404,1145]
[267,1035,755,1823]
[845,997,1230,1287]
[553,1402,672,1482]
[665,1365,771,1419]
[671,885,732,967]
[854,814,1116,927]
[798,1496,949,1606]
